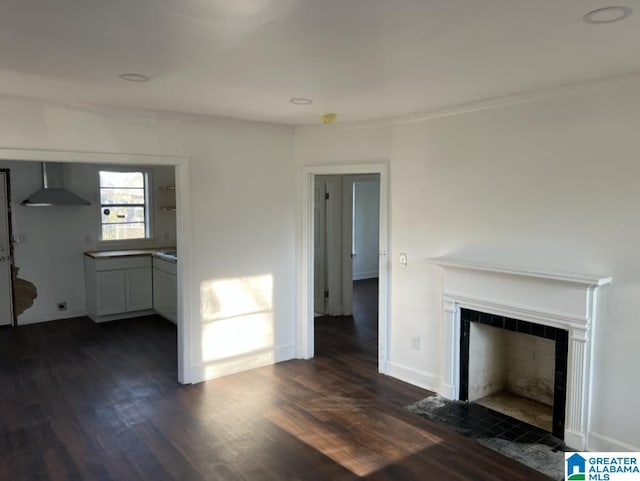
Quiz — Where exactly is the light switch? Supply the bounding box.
[399,253,407,268]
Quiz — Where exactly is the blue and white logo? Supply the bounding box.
[565,452,640,480]
[567,453,587,480]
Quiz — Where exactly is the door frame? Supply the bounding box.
[0,149,192,384]
[299,162,389,373]
[0,169,16,326]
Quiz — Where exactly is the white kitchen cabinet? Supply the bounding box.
[96,270,126,315]
[126,267,153,312]
[153,256,177,323]
[85,254,153,322]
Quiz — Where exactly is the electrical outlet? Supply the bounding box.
[400,253,408,268]
[411,336,421,350]
[57,302,67,311]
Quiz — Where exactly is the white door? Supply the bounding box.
[0,171,14,326]
[313,178,327,314]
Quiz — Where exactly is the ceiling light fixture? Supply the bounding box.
[583,6,633,24]
[118,73,150,82]
[290,97,313,105]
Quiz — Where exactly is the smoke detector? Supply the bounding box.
[320,113,337,125]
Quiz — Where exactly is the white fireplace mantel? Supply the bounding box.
[431,256,611,450]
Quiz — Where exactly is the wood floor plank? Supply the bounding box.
[0,280,551,480]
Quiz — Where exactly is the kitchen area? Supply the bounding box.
[84,247,177,324]
[0,160,178,328]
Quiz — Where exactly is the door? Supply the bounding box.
[0,171,13,326]
[313,178,327,314]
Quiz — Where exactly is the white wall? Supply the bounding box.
[352,177,380,280]
[0,159,176,324]
[0,96,296,384]
[294,77,640,451]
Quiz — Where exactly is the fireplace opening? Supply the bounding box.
[459,308,568,439]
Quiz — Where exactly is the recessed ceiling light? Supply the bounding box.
[583,6,633,24]
[118,73,150,82]
[290,97,313,105]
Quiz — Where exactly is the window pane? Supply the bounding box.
[102,223,146,240]
[102,206,145,223]
[100,188,145,205]
[99,171,144,188]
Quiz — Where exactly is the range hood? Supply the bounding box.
[21,162,90,207]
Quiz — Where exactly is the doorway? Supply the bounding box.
[300,163,389,373]
[313,173,381,365]
[313,174,380,315]
[0,148,191,384]
[0,169,14,326]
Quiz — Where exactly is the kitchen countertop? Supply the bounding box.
[84,247,176,260]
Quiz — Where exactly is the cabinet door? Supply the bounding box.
[96,270,126,315]
[126,267,153,311]
[153,268,177,322]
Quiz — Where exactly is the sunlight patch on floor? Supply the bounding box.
[267,401,443,477]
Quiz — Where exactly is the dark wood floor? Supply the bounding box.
[0,280,551,480]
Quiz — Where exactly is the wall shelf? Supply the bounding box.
[158,185,176,212]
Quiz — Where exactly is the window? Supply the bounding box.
[99,171,149,240]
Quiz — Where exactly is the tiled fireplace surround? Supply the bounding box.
[459,308,569,439]
[432,258,611,450]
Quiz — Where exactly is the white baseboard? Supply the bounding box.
[438,383,456,400]
[17,309,87,325]
[353,271,378,281]
[588,432,640,452]
[386,361,440,393]
[190,344,296,384]
[89,309,156,323]
[565,430,586,451]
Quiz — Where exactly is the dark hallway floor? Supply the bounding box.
[0,287,551,480]
[314,278,379,367]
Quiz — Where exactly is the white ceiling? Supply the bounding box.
[1,0,640,126]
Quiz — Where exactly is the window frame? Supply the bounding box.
[97,168,153,243]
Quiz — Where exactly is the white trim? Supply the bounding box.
[444,294,590,330]
[17,310,87,325]
[0,148,193,385]
[387,361,440,393]
[190,344,296,384]
[588,432,640,452]
[295,118,392,132]
[433,260,611,450]
[299,162,389,373]
[431,256,611,287]
[88,309,155,323]
[393,69,640,125]
[0,147,185,165]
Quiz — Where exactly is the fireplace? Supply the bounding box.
[459,308,568,439]
[431,257,611,450]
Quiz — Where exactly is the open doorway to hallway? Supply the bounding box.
[313,174,381,367]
